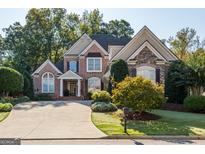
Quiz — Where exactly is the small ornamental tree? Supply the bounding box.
[112,76,166,114]
[0,67,24,96]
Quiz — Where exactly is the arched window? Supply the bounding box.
[88,77,101,92]
[42,72,54,93]
[137,66,156,82]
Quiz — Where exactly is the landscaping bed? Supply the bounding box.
[91,109,205,136]
[0,112,10,122]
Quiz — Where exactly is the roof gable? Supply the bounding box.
[127,41,167,62]
[112,26,178,61]
[58,70,82,79]
[79,40,108,56]
[32,59,62,76]
[64,34,92,55]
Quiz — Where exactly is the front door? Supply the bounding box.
[67,81,77,96]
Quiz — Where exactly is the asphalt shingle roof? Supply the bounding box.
[91,34,131,51]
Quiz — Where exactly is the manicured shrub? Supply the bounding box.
[0,103,13,112]
[184,96,205,113]
[91,90,111,102]
[0,67,24,96]
[112,76,166,114]
[33,93,53,101]
[110,59,129,82]
[91,102,118,112]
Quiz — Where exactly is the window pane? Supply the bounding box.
[95,59,101,70]
[70,61,77,72]
[88,77,101,92]
[43,78,48,93]
[88,59,94,70]
[137,67,155,82]
[49,79,54,93]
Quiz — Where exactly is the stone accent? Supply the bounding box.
[127,47,168,84]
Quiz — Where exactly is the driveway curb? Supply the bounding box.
[19,136,205,140]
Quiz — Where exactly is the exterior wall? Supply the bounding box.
[79,44,109,97]
[127,47,168,84]
[32,63,60,99]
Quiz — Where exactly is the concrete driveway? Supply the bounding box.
[0,101,106,139]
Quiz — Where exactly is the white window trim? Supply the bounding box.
[41,72,55,93]
[137,66,156,82]
[88,77,101,92]
[86,57,102,72]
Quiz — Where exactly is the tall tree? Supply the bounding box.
[100,19,134,38]
[0,34,4,64]
[168,27,199,59]
[80,9,103,36]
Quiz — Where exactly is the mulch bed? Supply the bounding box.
[126,111,161,121]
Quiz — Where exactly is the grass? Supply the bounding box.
[0,112,10,122]
[91,109,205,136]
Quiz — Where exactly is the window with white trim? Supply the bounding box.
[42,72,54,93]
[88,77,101,92]
[137,66,156,82]
[87,57,102,72]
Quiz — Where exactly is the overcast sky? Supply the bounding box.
[0,8,205,41]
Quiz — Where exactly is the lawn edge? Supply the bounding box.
[102,135,205,140]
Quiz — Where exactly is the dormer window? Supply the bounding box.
[86,57,102,72]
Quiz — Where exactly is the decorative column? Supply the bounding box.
[60,79,63,97]
[77,79,81,97]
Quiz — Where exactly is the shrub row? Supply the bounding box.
[32,93,53,101]
[0,96,30,106]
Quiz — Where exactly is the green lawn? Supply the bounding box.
[91,109,205,136]
[0,112,10,122]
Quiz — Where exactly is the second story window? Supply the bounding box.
[87,57,102,72]
[69,61,77,73]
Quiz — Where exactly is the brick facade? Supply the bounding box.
[33,63,60,99]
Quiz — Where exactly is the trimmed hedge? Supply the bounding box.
[91,90,111,102]
[0,103,13,112]
[184,96,205,113]
[0,67,24,95]
[91,102,118,112]
[33,93,53,101]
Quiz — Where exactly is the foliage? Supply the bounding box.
[110,59,129,83]
[91,102,118,112]
[91,90,111,102]
[0,67,24,96]
[184,96,205,113]
[165,61,188,104]
[168,27,203,59]
[0,96,30,106]
[22,71,34,98]
[112,76,166,113]
[100,19,134,38]
[87,91,93,100]
[0,103,13,112]
[33,93,53,101]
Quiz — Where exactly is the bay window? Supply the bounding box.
[137,66,156,82]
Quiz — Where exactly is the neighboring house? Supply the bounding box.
[32,26,178,99]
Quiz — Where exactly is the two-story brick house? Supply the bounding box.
[32,26,178,99]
